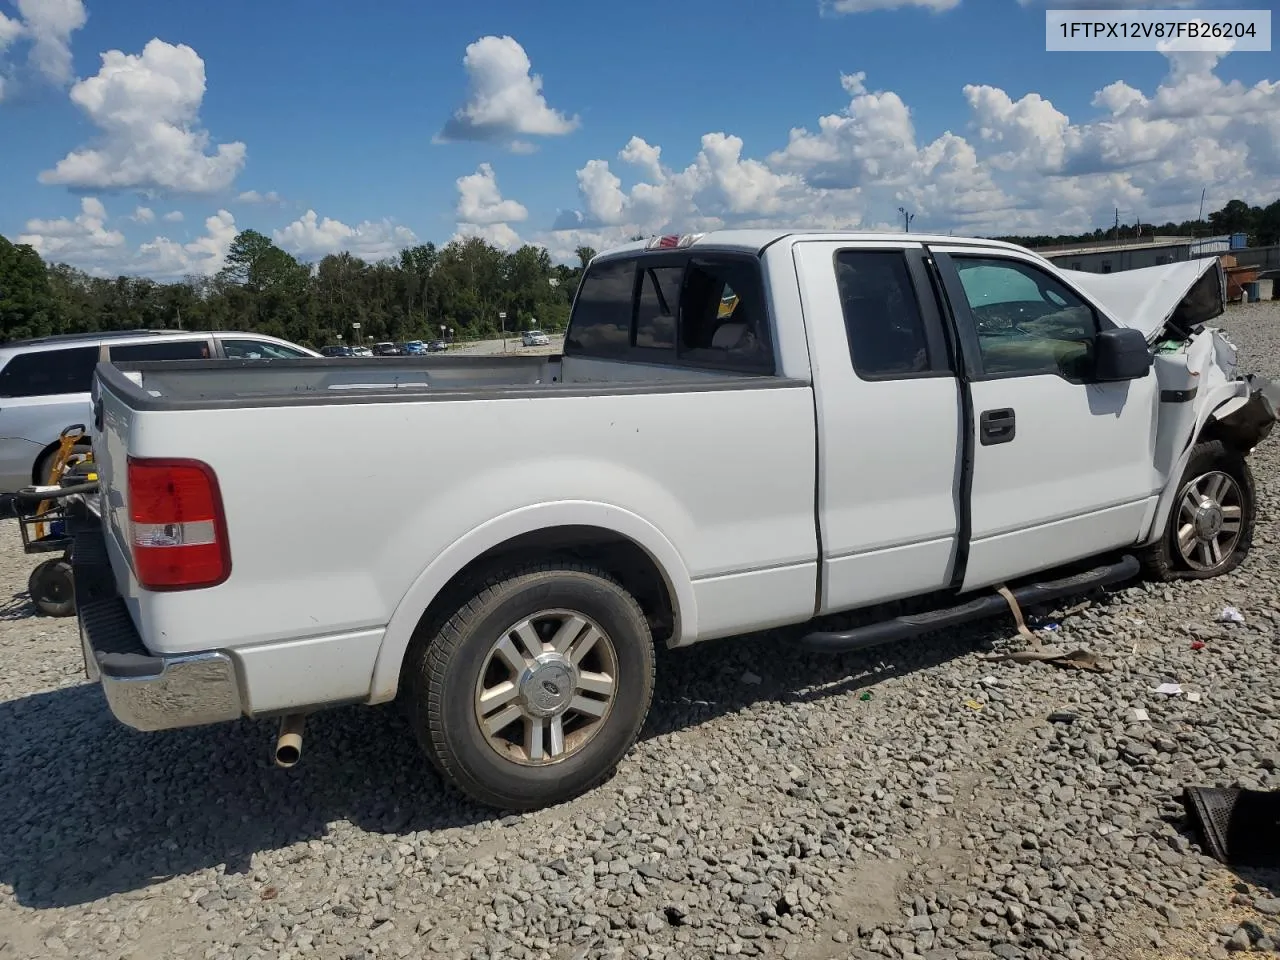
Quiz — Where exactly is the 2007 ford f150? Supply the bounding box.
[73,230,1277,811]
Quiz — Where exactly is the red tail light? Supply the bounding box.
[127,457,231,590]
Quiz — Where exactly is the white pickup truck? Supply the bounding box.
[72,230,1276,811]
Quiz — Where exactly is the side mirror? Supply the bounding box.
[1094,327,1152,382]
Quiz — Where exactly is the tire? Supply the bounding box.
[405,562,655,811]
[29,558,75,617]
[1140,439,1255,581]
[37,441,92,485]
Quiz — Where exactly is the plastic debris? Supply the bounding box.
[859,691,873,702]
[979,676,999,686]
[1187,691,1203,703]
[1154,682,1183,696]
[963,698,984,711]
[1130,708,1150,722]
[740,671,762,685]
[1191,640,1206,651]
[1048,711,1077,724]
[1218,606,1246,624]
[1040,623,1061,633]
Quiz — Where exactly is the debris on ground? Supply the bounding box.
[1218,606,1246,624]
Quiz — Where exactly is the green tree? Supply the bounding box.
[0,236,56,341]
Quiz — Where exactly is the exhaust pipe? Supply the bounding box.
[274,714,306,768]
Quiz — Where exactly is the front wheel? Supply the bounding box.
[405,562,656,811]
[1141,440,1255,581]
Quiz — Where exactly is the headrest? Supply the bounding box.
[712,321,748,349]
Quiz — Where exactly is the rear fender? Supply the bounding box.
[366,501,698,704]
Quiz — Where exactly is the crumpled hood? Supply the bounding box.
[1057,256,1225,343]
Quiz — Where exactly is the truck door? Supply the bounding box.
[792,240,963,613]
[928,247,1161,590]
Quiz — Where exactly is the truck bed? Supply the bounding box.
[97,354,765,410]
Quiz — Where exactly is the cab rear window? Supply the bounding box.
[565,253,775,374]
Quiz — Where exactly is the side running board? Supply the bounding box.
[799,554,1140,654]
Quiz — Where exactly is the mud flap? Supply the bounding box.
[1213,374,1279,453]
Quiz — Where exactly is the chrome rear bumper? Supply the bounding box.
[73,521,244,732]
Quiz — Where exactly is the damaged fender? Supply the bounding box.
[1143,364,1278,546]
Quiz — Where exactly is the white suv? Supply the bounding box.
[0,329,319,492]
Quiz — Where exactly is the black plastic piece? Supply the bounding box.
[1160,388,1198,403]
[799,554,1140,653]
[979,408,1016,445]
[1094,327,1153,382]
[1182,786,1280,867]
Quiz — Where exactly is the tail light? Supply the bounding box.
[127,457,231,590]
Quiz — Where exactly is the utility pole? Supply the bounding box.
[898,207,915,233]
[1113,208,1120,242]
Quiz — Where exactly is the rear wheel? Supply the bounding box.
[405,562,655,811]
[1141,440,1254,581]
[29,558,75,617]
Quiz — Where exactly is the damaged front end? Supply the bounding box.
[1209,371,1279,455]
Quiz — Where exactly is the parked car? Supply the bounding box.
[320,345,353,357]
[351,346,374,357]
[0,329,319,492]
[522,329,551,347]
[76,231,1275,813]
[402,340,428,356]
[426,340,448,353]
[372,342,400,356]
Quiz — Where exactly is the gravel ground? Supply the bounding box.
[4,300,1280,960]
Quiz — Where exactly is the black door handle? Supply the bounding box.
[979,408,1016,445]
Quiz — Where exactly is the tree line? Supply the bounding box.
[994,197,1280,250]
[0,229,602,347]
[1,196,1277,347]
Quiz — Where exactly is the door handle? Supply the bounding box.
[979,408,1016,445]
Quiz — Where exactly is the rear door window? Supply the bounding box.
[835,250,932,378]
[0,347,99,397]
[108,339,211,362]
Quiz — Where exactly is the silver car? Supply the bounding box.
[0,329,319,492]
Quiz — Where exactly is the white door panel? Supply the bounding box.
[794,240,962,614]
[929,247,1161,590]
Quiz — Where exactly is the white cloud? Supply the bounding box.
[236,189,283,205]
[15,0,86,84]
[0,12,22,55]
[39,38,247,194]
[134,209,237,279]
[132,205,156,223]
[455,163,528,225]
[17,197,237,279]
[452,221,523,251]
[437,35,579,146]
[162,210,184,222]
[536,46,1278,261]
[18,196,124,263]
[274,210,418,261]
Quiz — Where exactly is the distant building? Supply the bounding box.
[1034,235,1237,274]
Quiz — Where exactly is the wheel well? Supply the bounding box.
[412,525,678,650]
[32,437,92,485]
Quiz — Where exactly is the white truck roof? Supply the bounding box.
[593,230,1047,262]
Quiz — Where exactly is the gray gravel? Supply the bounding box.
[4,300,1280,960]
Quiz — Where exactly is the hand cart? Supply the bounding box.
[2,424,98,617]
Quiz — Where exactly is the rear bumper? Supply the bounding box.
[72,520,244,732]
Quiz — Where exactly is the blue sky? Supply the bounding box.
[0,0,1275,278]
